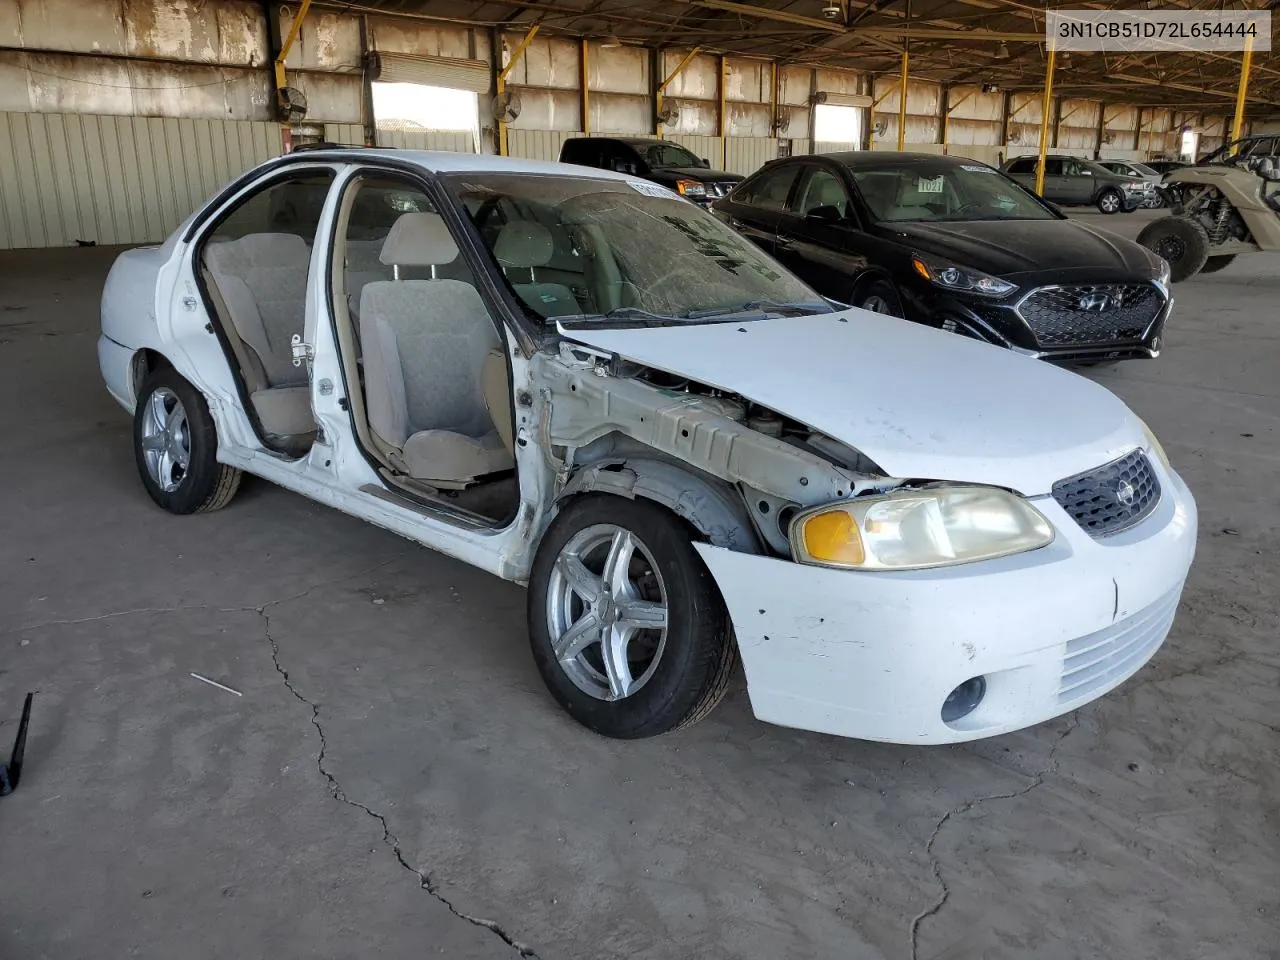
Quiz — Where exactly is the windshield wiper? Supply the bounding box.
[684,299,830,320]
[557,306,685,325]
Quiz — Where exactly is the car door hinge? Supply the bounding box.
[290,334,314,367]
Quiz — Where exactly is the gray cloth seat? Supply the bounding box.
[493,221,582,318]
[204,233,314,439]
[344,238,391,323]
[359,212,513,484]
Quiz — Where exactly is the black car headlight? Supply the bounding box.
[912,255,1017,298]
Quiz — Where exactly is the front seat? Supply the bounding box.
[493,221,583,318]
[358,212,514,485]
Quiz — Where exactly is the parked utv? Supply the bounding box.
[1138,134,1280,281]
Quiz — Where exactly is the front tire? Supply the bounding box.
[528,495,736,739]
[1096,188,1123,214]
[133,368,242,514]
[855,279,904,317]
[1137,216,1210,282]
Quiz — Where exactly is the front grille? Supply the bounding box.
[1057,585,1182,703]
[1052,450,1161,538]
[1017,283,1164,346]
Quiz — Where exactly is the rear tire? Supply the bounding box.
[528,495,736,739]
[1200,255,1237,275]
[1096,188,1124,214]
[133,368,242,515]
[1137,216,1210,282]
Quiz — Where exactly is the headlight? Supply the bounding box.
[1153,257,1171,285]
[1140,420,1172,471]
[912,255,1017,298]
[675,179,707,198]
[1123,181,1145,191]
[790,486,1054,571]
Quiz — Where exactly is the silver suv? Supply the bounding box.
[1001,155,1153,214]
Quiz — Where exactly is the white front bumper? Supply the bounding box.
[696,468,1197,744]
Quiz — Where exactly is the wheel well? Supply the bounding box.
[849,269,895,304]
[131,348,171,400]
[558,456,762,555]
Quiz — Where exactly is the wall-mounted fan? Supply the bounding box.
[277,86,308,123]
[491,89,523,123]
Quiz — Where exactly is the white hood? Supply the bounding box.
[560,309,1147,495]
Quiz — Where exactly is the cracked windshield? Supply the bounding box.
[448,173,829,324]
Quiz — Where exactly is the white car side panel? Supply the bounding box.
[696,467,1197,744]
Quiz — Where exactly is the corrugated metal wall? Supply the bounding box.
[376,128,475,152]
[725,138,776,176]
[508,129,581,162]
[0,112,281,250]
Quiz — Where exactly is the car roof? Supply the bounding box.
[256,147,638,182]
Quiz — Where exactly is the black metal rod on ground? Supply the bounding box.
[0,692,34,797]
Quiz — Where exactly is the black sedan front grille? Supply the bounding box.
[1017,283,1164,346]
[1052,450,1161,538]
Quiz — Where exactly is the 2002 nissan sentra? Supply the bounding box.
[97,149,1197,744]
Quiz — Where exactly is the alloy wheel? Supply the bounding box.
[139,387,192,493]
[545,524,669,701]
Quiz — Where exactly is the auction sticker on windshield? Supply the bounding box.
[627,180,680,200]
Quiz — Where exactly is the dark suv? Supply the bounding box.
[559,137,742,203]
[1001,155,1153,214]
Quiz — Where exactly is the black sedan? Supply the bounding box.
[711,153,1173,364]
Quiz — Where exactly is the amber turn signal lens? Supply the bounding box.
[912,257,931,280]
[801,510,866,567]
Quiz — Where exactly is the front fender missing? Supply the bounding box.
[561,458,761,554]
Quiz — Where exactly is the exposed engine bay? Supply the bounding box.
[533,343,900,558]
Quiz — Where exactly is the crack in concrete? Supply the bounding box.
[256,593,538,959]
[908,715,1079,960]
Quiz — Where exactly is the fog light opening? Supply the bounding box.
[941,676,987,724]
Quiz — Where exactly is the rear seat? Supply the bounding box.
[345,239,392,323]
[203,233,315,440]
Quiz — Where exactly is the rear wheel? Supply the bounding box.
[1096,188,1124,214]
[133,368,242,514]
[1137,216,1210,282]
[1200,255,1237,275]
[528,495,736,739]
[855,280,904,318]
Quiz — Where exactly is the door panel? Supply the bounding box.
[775,165,871,304]
[717,163,804,256]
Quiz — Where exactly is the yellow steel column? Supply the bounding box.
[580,37,590,135]
[274,0,312,150]
[274,0,313,96]
[656,47,701,140]
[497,24,541,157]
[1034,44,1056,196]
[719,55,728,169]
[1229,32,1254,148]
[896,50,909,151]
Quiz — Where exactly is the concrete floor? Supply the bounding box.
[1,211,1277,960]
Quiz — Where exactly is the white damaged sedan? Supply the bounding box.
[98,150,1196,743]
